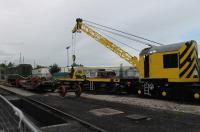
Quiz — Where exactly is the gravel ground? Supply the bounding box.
[29,95,200,132]
[0,85,36,96]
[72,93,200,115]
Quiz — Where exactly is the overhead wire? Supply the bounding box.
[84,19,164,46]
[71,33,74,54]
[93,26,140,52]
[72,32,77,55]
[85,23,153,47]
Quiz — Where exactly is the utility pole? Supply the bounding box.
[119,63,123,78]
[23,56,24,64]
[19,52,22,64]
[4,60,7,80]
[34,60,36,69]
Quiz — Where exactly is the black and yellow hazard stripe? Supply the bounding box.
[179,41,199,79]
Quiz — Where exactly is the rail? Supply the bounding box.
[27,98,107,132]
[0,86,106,131]
[0,95,40,132]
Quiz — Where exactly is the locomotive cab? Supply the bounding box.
[139,40,199,83]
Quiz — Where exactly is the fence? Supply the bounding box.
[0,95,40,132]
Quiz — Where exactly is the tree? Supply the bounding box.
[35,65,46,69]
[0,63,6,68]
[7,62,14,68]
[49,64,60,75]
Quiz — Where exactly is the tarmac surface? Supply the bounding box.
[29,95,200,132]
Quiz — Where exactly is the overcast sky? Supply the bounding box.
[0,0,200,67]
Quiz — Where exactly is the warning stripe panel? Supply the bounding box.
[179,42,198,78]
[180,42,192,58]
[180,47,195,68]
[186,64,198,78]
[180,58,195,77]
[180,44,195,64]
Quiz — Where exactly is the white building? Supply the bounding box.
[32,68,52,79]
[60,67,70,73]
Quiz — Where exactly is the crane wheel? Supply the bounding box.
[194,93,200,100]
[59,85,67,97]
[161,91,167,97]
[74,85,82,97]
[15,78,22,88]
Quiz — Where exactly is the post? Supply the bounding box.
[119,63,123,78]
[4,60,7,80]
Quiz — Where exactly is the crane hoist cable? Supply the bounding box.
[72,32,77,55]
[84,19,164,46]
[71,33,77,64]
[71,33,74,54]
[94,27,140,52]
[85,23,153,47]
[72,33,75,55]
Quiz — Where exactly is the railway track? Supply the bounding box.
[25,98,107,132]
[0,87,107,132]
[1,86,200,132]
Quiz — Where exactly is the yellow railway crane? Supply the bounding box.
[72,18,200,99]
[72,19,139,68]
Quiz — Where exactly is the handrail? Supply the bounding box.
[0,95,40,132]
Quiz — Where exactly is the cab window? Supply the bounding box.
[163,53,178,68]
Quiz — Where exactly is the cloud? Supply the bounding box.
[0,49,14,56]
[0,0,200,66]
[0,42,24,46]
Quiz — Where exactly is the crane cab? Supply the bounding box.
[137,40,200,97]
[139,40,199,82]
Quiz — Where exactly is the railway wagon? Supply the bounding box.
[54,67,139,97]
[7,64,32,86]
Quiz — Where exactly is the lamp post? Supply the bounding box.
[4,60,7,80]
[66,46,70,67]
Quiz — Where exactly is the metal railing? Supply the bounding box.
[0,95,40,132]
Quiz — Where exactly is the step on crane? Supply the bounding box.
[72,18,200,100]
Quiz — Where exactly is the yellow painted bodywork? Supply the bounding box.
[139,41,199,83]
[72,19,139,68]
[58,77,117,83]
[72,19,199,83]
[58,78,84,82]
[58,66,118,83]
[139,51,179,80]
[87,78,112,82]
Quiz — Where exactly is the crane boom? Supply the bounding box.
[72,18,139,69]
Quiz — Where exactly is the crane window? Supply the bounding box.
[163,53,178,68]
